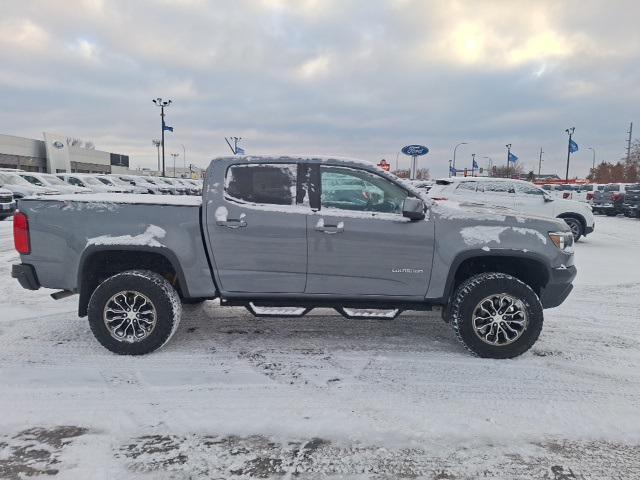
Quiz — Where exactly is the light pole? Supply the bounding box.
[152,139,161,173]
[505,144,512,178]
[452,142,468,177]
[171,153,179,177]
[471,153,476,177]
[538,148,544,177]
[181,144,186,177]
[588,146,596,171]
[565,127,575,181]
[152,97,172,177]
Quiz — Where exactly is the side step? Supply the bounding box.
[244,303,401,320]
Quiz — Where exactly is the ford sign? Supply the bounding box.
[401,145,429,156]
[52,141,64,149]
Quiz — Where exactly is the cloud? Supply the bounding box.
[0,0,638,178]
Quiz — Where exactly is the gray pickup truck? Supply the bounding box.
[11,156,577,358]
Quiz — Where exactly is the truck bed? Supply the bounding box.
[17,193,215,299]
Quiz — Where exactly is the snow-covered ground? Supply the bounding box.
[0,216,639,479]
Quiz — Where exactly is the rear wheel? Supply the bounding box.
[561,216,583,242]
[449,273,543,359]
[87,270,181,355]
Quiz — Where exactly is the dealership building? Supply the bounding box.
[0,132,131,174]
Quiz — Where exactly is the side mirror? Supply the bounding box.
[544,194,554,202]
[402,197,425,220]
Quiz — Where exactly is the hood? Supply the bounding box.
[431,199,569,232]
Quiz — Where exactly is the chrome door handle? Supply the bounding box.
[315,224,344,234]
[217,219,247,228]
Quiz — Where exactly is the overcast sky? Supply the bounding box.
[1,0,638,177]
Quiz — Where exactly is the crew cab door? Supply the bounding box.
[205,162,309,293]
[306,165,434,297]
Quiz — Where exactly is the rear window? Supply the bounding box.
[225,164,298,206]
[604,184,621,192]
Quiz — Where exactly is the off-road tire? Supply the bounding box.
[449,273,543,359]
[88,270,182,355]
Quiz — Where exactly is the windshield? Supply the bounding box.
[143,177,158,185]
[77,176,103,186]
[604,184,620,192]
[0,173,33,186]
[42,175,67,186]
[96,177,115,186]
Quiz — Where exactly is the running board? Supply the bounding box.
[337,307,401,320]
[246,303,311,317]
[244,302,401,320]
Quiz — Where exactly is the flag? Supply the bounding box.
[235,146,245,155]
[569,139,579,153]
[508,152,518,163]
[472,158,479,169]
[449,166,457,176]
[163,122,174,132]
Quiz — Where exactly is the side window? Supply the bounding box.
[481,181,513,193]
[225,164,298,206]
[456,181,477,192]
[514,183,544,196]
[320,166,408,214]
[23,175,44,186]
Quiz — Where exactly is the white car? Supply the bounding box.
[95,175,148,194]
[0,172,60,198]
[429,177,595,241]
[57,174,133,194]
[18,172,92,194]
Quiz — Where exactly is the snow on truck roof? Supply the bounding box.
[436,177,534,185]
[211,155,378,167]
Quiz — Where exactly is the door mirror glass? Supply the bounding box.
[402,197,425,220]
[543,193,554,202]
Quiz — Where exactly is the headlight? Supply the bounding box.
[549,232,574,254]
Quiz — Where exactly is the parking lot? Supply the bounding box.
[1,215,639,479]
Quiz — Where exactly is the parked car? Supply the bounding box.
[12,155,577,359]
[18,172,92,194]
[622,184,640,218]
[0,187,16,219]
[0,172,60,198]
[574,184,603,204]
[142,176,179,195]
[592,183,629,216]
[157,177,188,195]
[94,175,148,194]
[113,175,172,195]
[57,174,133,194]
[173,178,200,195]
[429,177,595,241]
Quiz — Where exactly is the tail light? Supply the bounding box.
[586,192,594,201]
[13,211,31,254]
[563,192,570,199]
[612,193,623,202]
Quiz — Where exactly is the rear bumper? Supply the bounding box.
[585,223,595,235]
[540,265,577,309]
[11,264,40,290]
[0,202,16,215]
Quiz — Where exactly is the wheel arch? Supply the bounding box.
[556,212,586,233]
[441,250,551,303]
[77,246,189,317]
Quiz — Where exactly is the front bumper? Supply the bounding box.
[623,205,639,217]
[585,223,595,235]
[11,264,40,290]
[540,265,577,309]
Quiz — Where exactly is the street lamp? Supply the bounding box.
[152,139,161,173]
[505,144,512,178]
[181,144,186,176]
[452,142,468,177]
[565,127,575,181]
[587,146,596,171]
[170,153,179,178]
[152,97,172,176]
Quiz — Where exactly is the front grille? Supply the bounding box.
[0,195,13,203]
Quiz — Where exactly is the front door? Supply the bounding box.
[206,162,309,293]
[306,165,435,297]
[512,182,548,215]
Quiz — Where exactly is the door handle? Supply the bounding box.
[315,224,344,234]
[217,219,247,229]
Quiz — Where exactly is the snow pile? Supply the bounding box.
[87,225,166,247]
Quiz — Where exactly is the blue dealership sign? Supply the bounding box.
[401,144,429,156]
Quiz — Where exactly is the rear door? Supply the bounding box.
[476,181,516,209]
[206,162,310,293]
[306,165,434,297]
[512,182,548,215]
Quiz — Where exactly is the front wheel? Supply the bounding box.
[449,273,543,359]
[87,270,182,355]
[561,217,583,242]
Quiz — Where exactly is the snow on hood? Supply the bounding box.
[87,225,167,248]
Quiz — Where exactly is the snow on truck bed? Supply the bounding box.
[23,193,202,206]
